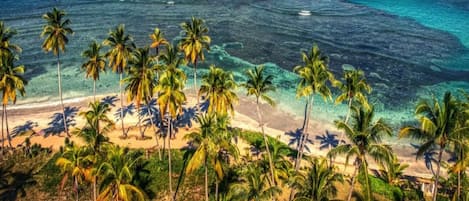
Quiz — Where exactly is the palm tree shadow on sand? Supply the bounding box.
[410,143,438,176]
[101,95,118,107]
[285,128,314,154]
[11,121,38,138]
[42,106,79,137]
[114,103,135,136]
[315,130,342,150]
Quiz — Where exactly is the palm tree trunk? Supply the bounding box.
[138,105,144,139]
[147,102,161,160]
[290,95,314,201]
[119,72,126,138]
[5,105,11,148]
[295,95,314,171]
[93,178,97,201]
[57,53,69,136]
[347,163,359,201]
[1,104,4,150]
[205,156,209,201]
[362,157,371,201]
[458,171,461,201]
[74,176,79,201]
[256,98,276,186]
[215,181,219,201]
[93,80,97,102]
[194,59,199,112]
[167,115,173,201]
[339,97,352,146]
[432,146,444,201]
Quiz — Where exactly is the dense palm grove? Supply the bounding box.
[1,7,469,201]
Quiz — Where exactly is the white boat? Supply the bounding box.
[298,10,311,16]
[167,1,174,5]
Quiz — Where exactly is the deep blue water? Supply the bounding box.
[1,0,469,124]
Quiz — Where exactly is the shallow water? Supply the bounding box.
[1,0,468,128]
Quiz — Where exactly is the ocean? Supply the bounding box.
[1,0,468,128]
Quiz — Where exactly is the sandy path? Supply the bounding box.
[4,91,434,179]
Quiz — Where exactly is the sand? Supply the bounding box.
[4,91,434,179]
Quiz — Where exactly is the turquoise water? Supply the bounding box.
[350,0,469,71]
[1,0,469,127]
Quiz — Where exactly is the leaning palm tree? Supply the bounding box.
[124,47,157,139]
[103,24,135,138]
[328,104,393,201]
[399,92,469,201]
[0,21,21,63]
[40,7,74,136]
[97,144,145,201]
[155,64,186,200]
[292,157,343,201]
[293,44,337,171]
[199,65,238,116]
[81,41,106,101]
[242,65,277,186]
[0,55,27,148]
[179,17,211,110]
[335,68,371,124]
[56,145,94,201]
[149,27,168,57]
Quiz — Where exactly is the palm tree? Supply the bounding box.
[335,68,371,124]
[56,145,94,201]
[0,55,27,148]
[399,92,469,201]
[74,101,114,152]
[179,17,211,110]
[184,113,217,201]
[293,44,337,171]
[267,137,293,186]
[40,7,74,136]
[0,21,21,63]
[82,41,106,101]
[155,63,186,200]
[231,162,281,201]
[149,28,168,57]
[97,145,145,201]
[377,154,408,187]
[242,65,276,186]
[103,24,135,138]
[124,47,157,139]
[199,65,238,116]
[292,157,343,201]
[328,104,393,201]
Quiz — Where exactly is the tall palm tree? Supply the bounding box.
[56,145,94,201]
[40,7,74,136]
[293,44,337,171]
[0,21,21,63]
[0,55,27,148]
[335,68,371,124]
[97,145,145,201]
[179,17,211,110]
[242,65,276,186]
[328,104,393,201]
[124,47,157,139]
[149,28,168,57]
[82,41,106,101]
[103,24,135,138]
[74,101,114,152]
[155,64,186,200]
[399,92,469,201]
[199,65,238,116]
[292,157,343,201]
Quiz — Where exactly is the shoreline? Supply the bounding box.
[5,91,434,179]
